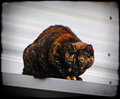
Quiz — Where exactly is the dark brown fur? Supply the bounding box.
[22,25,94,80]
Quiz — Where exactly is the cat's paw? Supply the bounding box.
[67,76,71,80]
[33,71,46,78]
[72,76,77,80]
[33,71,40,78]
[66,76,77,80]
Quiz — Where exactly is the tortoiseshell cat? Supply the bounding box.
[22,25,94,81]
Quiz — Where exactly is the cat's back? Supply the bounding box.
[34,25,80,47]
[24,25,80,56]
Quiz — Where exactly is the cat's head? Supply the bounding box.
[65,42,94,76]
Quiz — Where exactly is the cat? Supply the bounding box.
[22,25,94,81]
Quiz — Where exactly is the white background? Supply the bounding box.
[1,1,119,85]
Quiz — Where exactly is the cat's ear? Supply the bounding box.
[72,42,87,50]
[87,44,94,54]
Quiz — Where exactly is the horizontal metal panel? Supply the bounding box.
[1,57,118,86]
[2,73,117,97]
[1,1,119,86]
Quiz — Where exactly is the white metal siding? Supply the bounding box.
[2,73,117,97]
[1,1,119,85]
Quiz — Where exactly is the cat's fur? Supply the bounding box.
[22,25,94,80]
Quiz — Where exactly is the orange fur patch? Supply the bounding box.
[57,33,71,42]
[52,33,71,55]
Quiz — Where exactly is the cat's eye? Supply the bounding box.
[68,54,75,62]
[68,58,73,61]
[80,59,85,63]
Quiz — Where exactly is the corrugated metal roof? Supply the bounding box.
[1,1,119,85]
